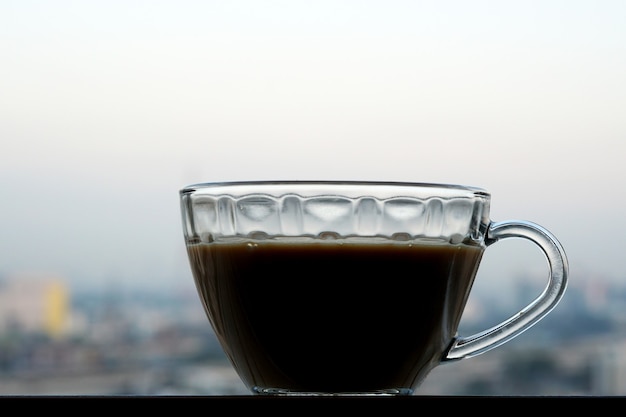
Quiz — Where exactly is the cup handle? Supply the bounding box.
[443,220,569,361]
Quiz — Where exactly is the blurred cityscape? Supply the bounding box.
[0,269,624,397]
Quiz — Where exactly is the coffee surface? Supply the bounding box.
[186,238,484,394]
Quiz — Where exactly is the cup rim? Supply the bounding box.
[180,180,490,197]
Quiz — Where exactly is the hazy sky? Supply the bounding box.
[1,1,625,295]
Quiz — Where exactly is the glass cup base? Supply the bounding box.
[252,387,415,396]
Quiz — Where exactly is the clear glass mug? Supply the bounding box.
[179,181,568,396]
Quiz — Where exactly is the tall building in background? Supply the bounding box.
[0,273,69,338]
[592,340,626,395]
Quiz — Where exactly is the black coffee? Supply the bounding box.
[186,238,484,394]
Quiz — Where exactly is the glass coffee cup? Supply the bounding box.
[179,181,568,396]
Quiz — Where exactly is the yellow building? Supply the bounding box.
[0,274,69,338]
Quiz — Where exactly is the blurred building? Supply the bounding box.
[0,273,70,338]
[591,339,626,395]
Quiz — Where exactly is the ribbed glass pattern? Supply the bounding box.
[180,181,490,244]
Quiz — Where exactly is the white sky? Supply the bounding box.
[1,1,625,294]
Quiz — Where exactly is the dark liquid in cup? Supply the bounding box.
[186,238,484,394]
